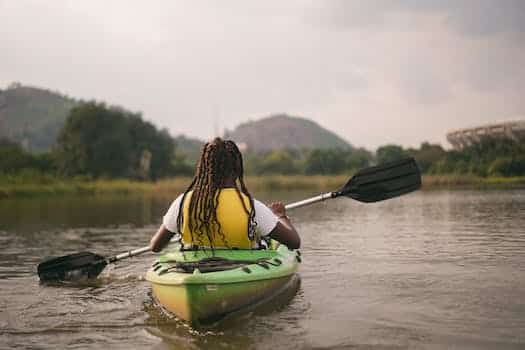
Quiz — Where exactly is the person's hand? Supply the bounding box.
[270,202,286,218]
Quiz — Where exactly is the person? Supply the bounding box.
[150,137,300,253]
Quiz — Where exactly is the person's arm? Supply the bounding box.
[151,194,183,252]
[268,202,301,249]
[150,224,175,252]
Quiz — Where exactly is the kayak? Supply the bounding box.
[145,242,301,326]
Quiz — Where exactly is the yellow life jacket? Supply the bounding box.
[180,189,253,248]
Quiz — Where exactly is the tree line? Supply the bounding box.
[1,102,192,180]
[238,139,525,177]
[1,102,525,179]
[376,140,525,177]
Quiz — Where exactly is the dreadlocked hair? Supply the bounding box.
[176,138,257,251]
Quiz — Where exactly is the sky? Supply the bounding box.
[1,0,524,149]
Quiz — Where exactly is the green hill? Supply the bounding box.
[224,114,351,151]
[0,83,78,151]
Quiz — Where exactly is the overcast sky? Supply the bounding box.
[1,0,524,149]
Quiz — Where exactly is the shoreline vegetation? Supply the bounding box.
[3,101,525,199]
[1,175,525,199]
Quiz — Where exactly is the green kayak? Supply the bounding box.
[145,243,301,326]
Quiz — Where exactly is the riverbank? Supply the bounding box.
[422,174,525,189]
[1,174,525,198]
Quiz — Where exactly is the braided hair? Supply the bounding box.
[176,138,257,250]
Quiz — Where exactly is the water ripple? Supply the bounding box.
[2,190,525,349]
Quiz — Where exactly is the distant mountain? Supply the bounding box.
[224,114,351,151]
[0,83,78,151]
[174,134,204,162]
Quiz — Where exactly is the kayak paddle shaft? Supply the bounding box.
[107,246,151,263]
[284,192,334,210]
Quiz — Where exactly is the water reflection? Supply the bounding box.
[0,194,172,231]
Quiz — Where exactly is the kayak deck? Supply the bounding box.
[145,244,301,326]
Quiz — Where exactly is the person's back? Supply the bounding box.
[180,189,252,248]
[150,138,300,252]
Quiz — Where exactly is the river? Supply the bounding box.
[1,190,525,349]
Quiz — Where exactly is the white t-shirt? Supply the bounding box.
[162,193,279,238]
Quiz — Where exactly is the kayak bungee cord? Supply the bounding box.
[154,256,284,274]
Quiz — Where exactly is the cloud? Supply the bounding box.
[309,0,525,38]
[396,64,453,106]
[435,0,525,38]
[0,1,524,149]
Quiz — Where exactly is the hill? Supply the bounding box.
[224,114,351,151]
[0,83,78,151]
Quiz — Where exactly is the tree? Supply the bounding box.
[305,148,349,174]
[0,139,34,173]
[409,142,447,173]
[54,102,175,179]
[258,150,299,175]
[0,139,55,174]
[346,147,373,170]
[376,144,406,164]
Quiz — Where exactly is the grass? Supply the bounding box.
[422,175,525,189]
[0,176,192,198]
[1,174,525,199]
[245,175,348,192]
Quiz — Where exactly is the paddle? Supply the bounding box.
[37,157,421,282]
[37,247,151,282]
[285,156,421,209]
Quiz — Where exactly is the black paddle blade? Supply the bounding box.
[37,252,108,282]
[338,157,421,203]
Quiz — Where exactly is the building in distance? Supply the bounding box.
[447,119,525,149]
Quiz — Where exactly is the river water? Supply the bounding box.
[1,190,525,349]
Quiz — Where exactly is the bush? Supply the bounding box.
[0,139,55,174]
[489,157,525,176]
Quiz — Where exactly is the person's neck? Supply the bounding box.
[222,178,237,188]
